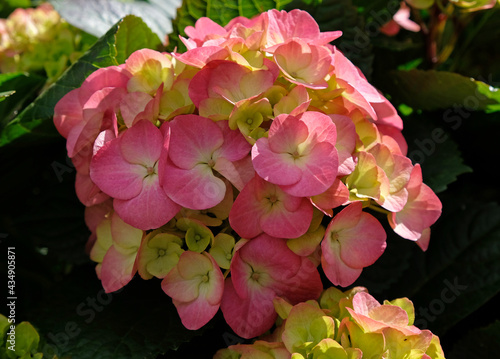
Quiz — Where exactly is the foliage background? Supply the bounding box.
[0,0,499,357]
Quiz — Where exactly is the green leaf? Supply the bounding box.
[380,69,500,113]
[10,322,40,358]
[448,320,500,359]
[0,15,161,148]
[168,0,291,51]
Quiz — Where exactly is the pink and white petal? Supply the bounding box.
[119,120,163,165]
[101,245,138,293]
[329,114,357,166]
[372,97,403,130]
[113,176,180,230]
[416,228,431,251]
[337,79,378,121]
[213,157,246,191]
[260,197,313,239]
[90,138,145,200]
[124,48,172,75]
[299,111,337,144]
[168,114,224,169]
[252,139,303,186]
[162,163,226,210]
[280,142,338,197]
[351,292,381,315]
[221,277,278,339]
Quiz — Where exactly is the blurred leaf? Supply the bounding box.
[168,0,292,51]
[448,320,500,359]
[0,0,31,17]
[381,69,500,113]
[50,0,181,41]
[31,268,208,359]
[402,112,472,193]
[0,15,161,148]
[409,202,500,335]
[0,73,45,129]
[286,0,374,79]
[351,0,400,24]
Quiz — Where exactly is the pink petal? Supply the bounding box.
[53,88,82,139]
[252,139,303,186]
[213,120,251,162]
[119,120,163,166]
[172,296,220,330]
[90,138,146,200]
[162,162,226,210]
[228,176,266,239]
[113,176,180,230]
[101,245,138,293]
[260,196,313,239]
[168,114,223,169]
[280,141,338,197]
[75,172,109,207]
[174,46,229,68]
[321,248,362,287]
[221,277,278,339]
[120,92,153,128]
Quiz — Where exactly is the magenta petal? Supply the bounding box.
[90,139,145,200]
[221,278,278,339]
[168,114,224,169]
[119,120,163,165]
[162,162,226,210]
[114,177,180,230]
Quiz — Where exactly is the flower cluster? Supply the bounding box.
[54,9,442,338]
[215,286,446,359]
[0,3,89,81]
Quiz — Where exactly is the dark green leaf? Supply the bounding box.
[380,69,500,112]
[50,0,181,41]
[448,320,500,359]
[0,15,160,148]
[401,112,472,193]
[31,268,208,359]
